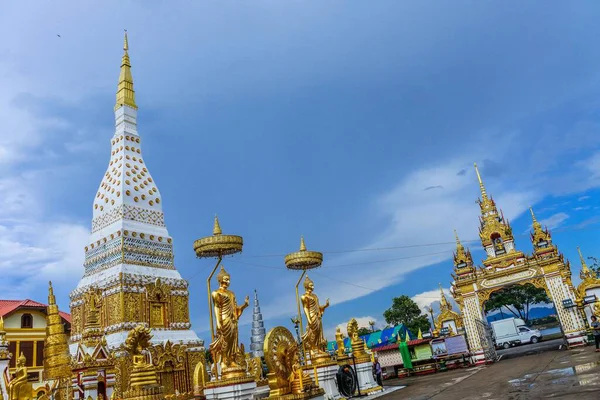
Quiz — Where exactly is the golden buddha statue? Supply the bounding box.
[209,265,249,380]
[301,275,330,363]
[124,325,159,389]
[335,327,346,357]
[8,353,32,400]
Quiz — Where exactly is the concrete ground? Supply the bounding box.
[496,338,565,360]
[380,344,600,399]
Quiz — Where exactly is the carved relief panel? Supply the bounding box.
[146,278,171,328]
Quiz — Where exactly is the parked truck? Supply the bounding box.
[490,317,542,349]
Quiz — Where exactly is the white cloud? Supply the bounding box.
[578,196,590,201]
[539,212,570,230]
[411,287,460,319]
[260,156,539,321]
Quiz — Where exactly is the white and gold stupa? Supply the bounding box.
[69,32,202,351]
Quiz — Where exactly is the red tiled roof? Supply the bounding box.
[0,299,71,323]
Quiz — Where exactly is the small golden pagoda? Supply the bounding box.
[44,282,72,380]
[434,283,463,334]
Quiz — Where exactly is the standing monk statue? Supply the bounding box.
[301,275,330,362]
[209,265,249,379]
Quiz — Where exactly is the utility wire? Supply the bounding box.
[237,221,599,258]
[185,222,599,281]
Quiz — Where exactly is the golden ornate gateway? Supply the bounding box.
[450,165,587,363]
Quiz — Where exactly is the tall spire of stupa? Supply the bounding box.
[69,34,201,352]
[43,281,72,380]
[115,30,137,110]
[250,290,266,358]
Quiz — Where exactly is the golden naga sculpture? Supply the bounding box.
[124,325,160,390]
[347,319,369,362]
[8,353,33,400]
[301,276,330,363]
[263,327,323,400]
[335,327,346,358]
[208,265,250,380]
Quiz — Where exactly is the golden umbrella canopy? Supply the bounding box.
[284,236,323,271]
[193,215,243,259]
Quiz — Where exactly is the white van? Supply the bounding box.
[491,318,542,349]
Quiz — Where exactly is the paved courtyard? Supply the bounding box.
[380,344,600,399]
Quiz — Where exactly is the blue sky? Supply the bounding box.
[1,2,599,345]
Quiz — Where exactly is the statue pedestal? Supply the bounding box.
[304,362,343,400]
[0,358,10,400]
[353,360,382,395]
[565,331,587,347]
[204,378,257,400]
[253,384,270,400]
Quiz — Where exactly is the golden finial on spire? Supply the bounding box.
[300,235,306,251]
[474,163,488,200]
[530,207,542,229]
[48,281,56,306]
[577,246,590,273]
[529,207,537,222]
[213,215,222,236]
[124,29,129,53]
[115,29,138,111]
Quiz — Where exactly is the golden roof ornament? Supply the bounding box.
[578,246,594,279]
[115,30,138,110]
[453,230,474,272]
[529,207,553,254]
[473,163,515,251]
[439,283,451,311]
[474,162,488,201]
[213,214,222,235]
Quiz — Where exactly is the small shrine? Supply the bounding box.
[434,282,463,335]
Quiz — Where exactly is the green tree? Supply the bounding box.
[383,295,431,334]
[357,327,372,337]
[484,284,550,323]
[589,256,600,274]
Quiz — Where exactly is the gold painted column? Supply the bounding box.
[33,341,37,367]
